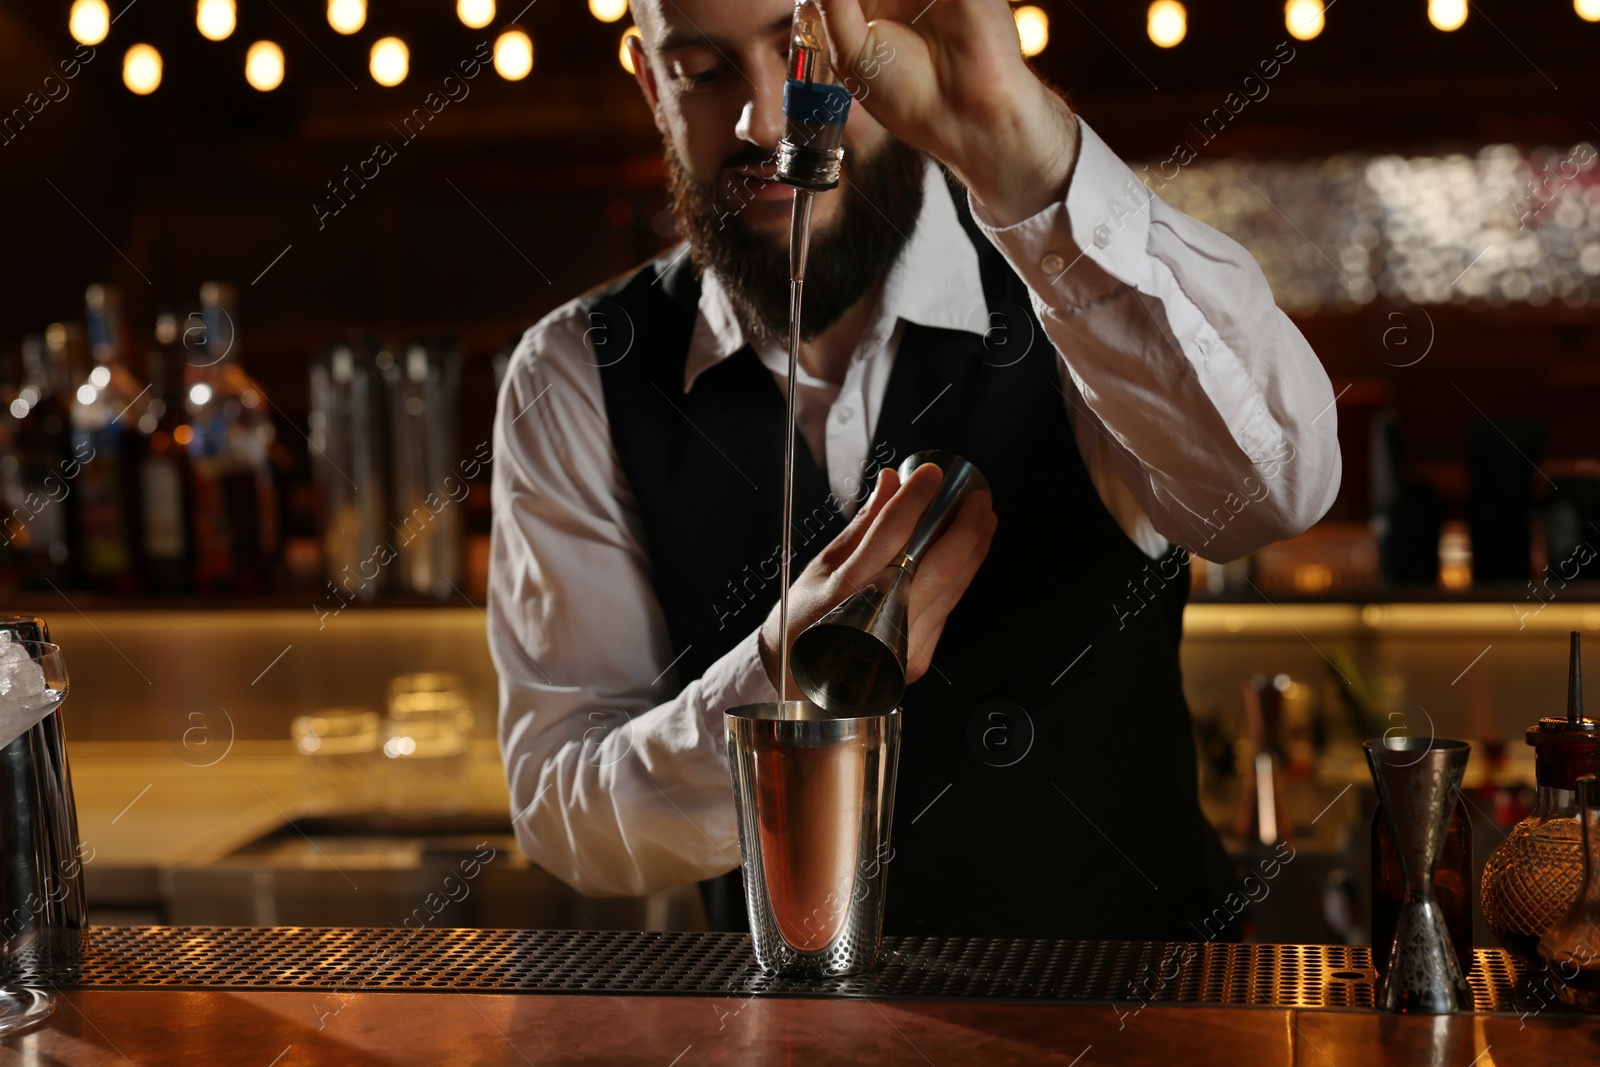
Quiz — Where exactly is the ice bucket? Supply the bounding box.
[725,701,900,976]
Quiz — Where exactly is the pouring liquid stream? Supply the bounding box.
[778,187,816,700]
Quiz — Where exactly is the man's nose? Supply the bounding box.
[734,75,784,150]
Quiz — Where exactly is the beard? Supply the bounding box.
[665,136,927,345]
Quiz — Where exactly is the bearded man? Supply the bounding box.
[489,0,1341,939]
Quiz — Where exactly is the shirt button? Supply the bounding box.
[835,406,854,424]
[1093,224,1112,249]
[1040,252,1065,274]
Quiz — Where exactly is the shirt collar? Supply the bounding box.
[682,158,987,393]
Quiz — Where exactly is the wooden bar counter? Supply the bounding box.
[1,928,1587,1065]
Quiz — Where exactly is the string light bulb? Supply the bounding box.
[123,43,163,94]
[246,40,284,91]
[1014,6,1048,57]
[327,0,366,35]
[619,26,640,74]
[69,0,110,46]
[1428,0,1467,31]
[1285,0,1324,40]
[457,0,495,29]
[1576,0,1600,21]
[370,36,408,86]
[1147,1,1187,48]
[590,0,628,21]
[493,27,534,80]
[196,0,236,41]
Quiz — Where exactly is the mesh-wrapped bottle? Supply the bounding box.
[1537,775,1600,1009]
[1482,632,1599,968]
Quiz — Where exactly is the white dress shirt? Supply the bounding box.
[488,118,1342,898]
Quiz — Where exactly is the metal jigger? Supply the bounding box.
[1363,737,1474,1013]
[790,451,989,715]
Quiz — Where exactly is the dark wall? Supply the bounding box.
[2,0,1597,523]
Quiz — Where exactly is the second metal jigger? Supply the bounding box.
[1364,736,1474,1013]
[792,452,991,716]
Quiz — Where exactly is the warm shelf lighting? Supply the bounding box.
[1577,0,1600,22]
[123,43,163,94]
[1147,0,1187,48]
[370,36,408,86]
[1285,0,1324,40]
[1438,522,1472,589]
[246,40,284,91]
[327,0,366,35]
[69,0,110,46]
[1428,0,1467,31]
[457,0,495,29]
[619,26,640,74]
[196,0,236,41]
[1014,5,1048,56]
[494,27,534,80]
[590,0,628,22]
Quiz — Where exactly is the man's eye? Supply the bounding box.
[671,64,719,91]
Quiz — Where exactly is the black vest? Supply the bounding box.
[585,182,1234,941]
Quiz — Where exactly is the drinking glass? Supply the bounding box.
[382,673,473,815]
[0,640,71,1035]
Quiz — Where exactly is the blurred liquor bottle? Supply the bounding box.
[185,282,283,593]
[139,311,194,592]
[1469,418,1544,584]
[0,348,16,586]
[6,328,82,588]
[1370,410,1442,586]
[75,284,148,592]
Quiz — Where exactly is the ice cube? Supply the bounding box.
[0,631,51,712]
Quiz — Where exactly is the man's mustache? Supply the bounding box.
[664,132,925,343]
[719,145,779,174]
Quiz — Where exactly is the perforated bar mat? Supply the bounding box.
[0,927,1549,1014]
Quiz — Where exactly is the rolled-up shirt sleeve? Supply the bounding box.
[488,303,775,898]
[971,117,1342,563]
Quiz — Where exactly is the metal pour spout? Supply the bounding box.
[775,0,850,192]
[790,451,990,715]
[1570,630,1584,727]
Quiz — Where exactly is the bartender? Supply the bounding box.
[489,0,1341,941]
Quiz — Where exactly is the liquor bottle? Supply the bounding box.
[1482,633,1599,969]
[6,329,83,588]
[139,311,193,592]
[185,282,281,592]
[75,284,146,592]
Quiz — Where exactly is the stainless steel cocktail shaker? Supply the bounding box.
[726,700,899,976]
